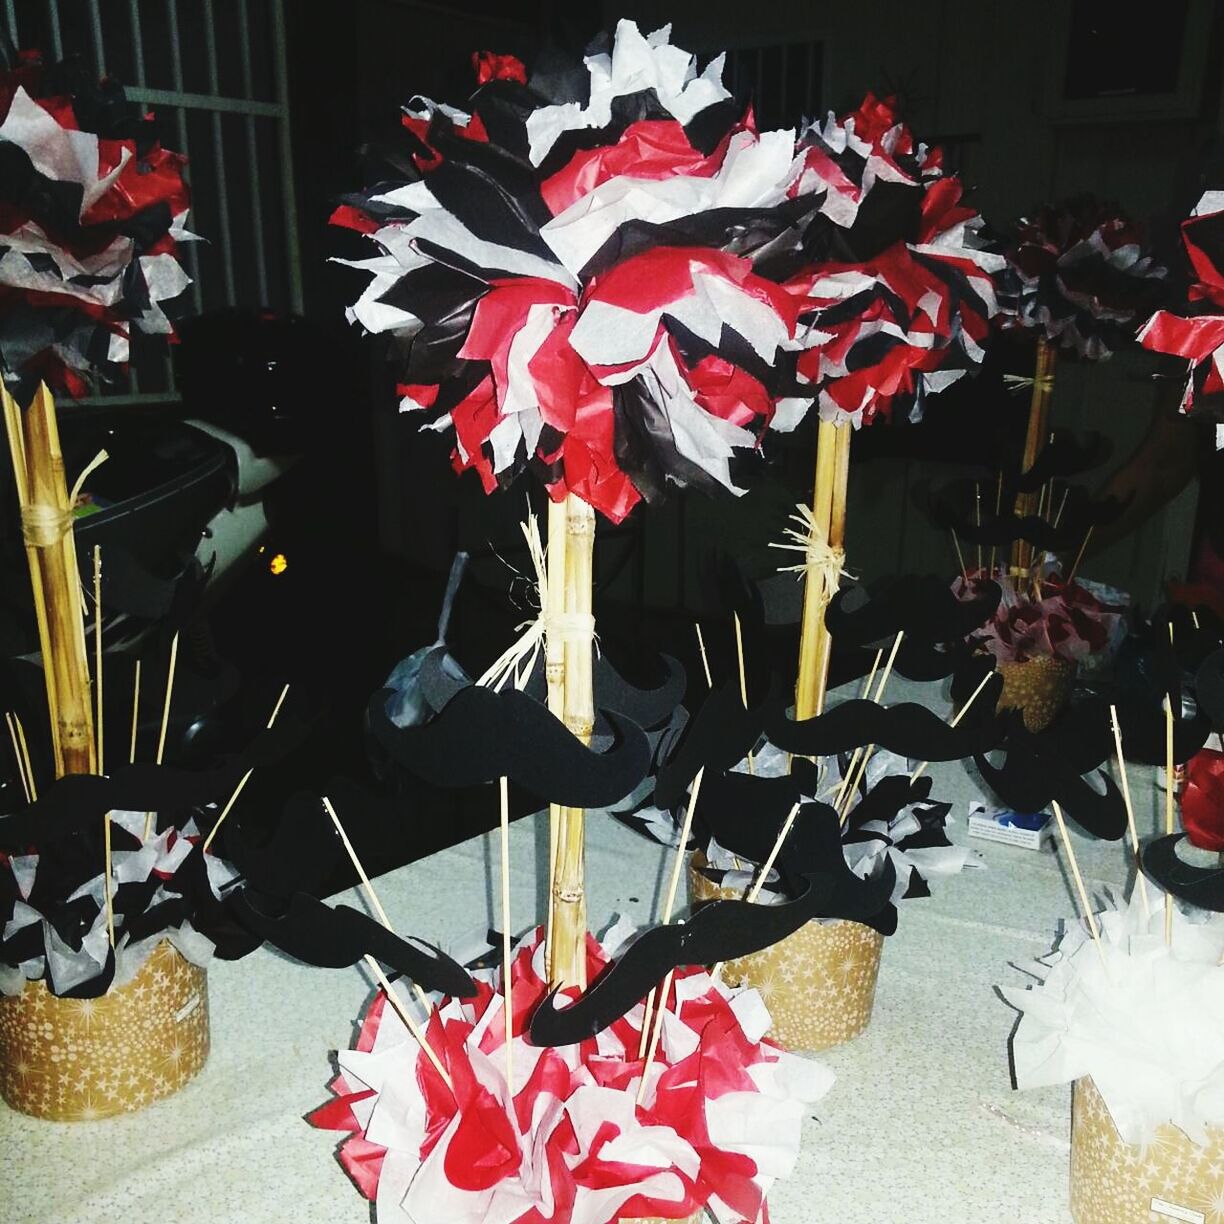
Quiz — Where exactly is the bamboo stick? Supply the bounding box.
[733,612,754,774]
[92,546,103,776]
[695,623,713,688]
[974,483,982,575]
[908,668,995,782]
[146,632,179,840]
[1108,704,1149,918]
[1165,692,1175,946]
[544,499,568,975]
[835,630,904,817]
[6,712,31,804]
[549,493,595,990]
[795,420,849,721]
[129,659,141,764]
[1050,800,1106,967]
[102,811,115,949]
[1013,338,1056,573]
[12,713,36,802]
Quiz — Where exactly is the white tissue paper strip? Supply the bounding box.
[1003,888,1224,1146]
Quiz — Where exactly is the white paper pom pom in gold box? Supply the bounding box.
[689,853,883,1052]
[1070,1077,1224,1224]
[0,940,209,1120]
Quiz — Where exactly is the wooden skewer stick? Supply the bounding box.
[1107,704,1149,918]
[835,631,904,818]
[145,632,179,840]
[365,957,454,1093]
[322,796,433,1014]
[1053,486,1070,531]
[909,669,995,782]
[1066,526,1094,586]
[1165,692,1176,946]
[498,775,514,1091]
[733,613,754,775]
[12,713,36,803]
[92,545,103,776]
[695,622,713,689]
[201,683,291,853]
[708,801,803,984]
[988,472,1003,578]
[6,713,31,804]
[102,811,115,949]
[974,482,983,575]
[950,529,968,583]
[1050,801,1106,966]
[639,768,705,1059]
[129,658,141,765]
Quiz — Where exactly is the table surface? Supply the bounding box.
[0,678,1163,1224]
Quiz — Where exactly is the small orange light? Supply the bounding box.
[269,552,288,576]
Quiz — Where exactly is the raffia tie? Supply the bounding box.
[769,503,852,604]
[19,449,108,548]
[475,513,595,693]
[1003,373,1054,394]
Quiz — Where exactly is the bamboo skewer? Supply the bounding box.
[322,797,433,1015]
[1165,692,1176,946]
[908,668,995,783]
[1108,704,1150,919]
[6,713,31,804]
[544,499,567,971]
[1050,800,1106,967]
[695,623,713,689]
[145,632,179,840]
[974,483,983,575]
[950,529,968,583]
[92,545,103,776]
[638,768,705,1059]
[1066,526,1094,586]
[835,631,904,818]
[201,683,291,853]
[366,958,454,1093]
[498,775,514,1090]
[988,472,1003,578]
[129,658,141,764]
[733,612,754,774]
[12,713,36,802]
[102,811,115,949]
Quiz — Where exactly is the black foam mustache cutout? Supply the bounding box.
[367,684,650,807]
[1114,697,1211,766]
[762,677,1002,763]
[528,853,897,1046]
[1010,431,1112,492]
[0,709,315,851]
[973,729,1127,840]
[827,576,1002,648]
[520,652,687,733]
[932,495,1128,553]
[1140,835,1224,914]
[653,677,778,811]
[229,890,477,997]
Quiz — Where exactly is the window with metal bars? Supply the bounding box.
[722,39,825,131]
[1,0,301,404]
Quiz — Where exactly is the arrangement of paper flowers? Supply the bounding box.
[1139,190,1224,421]
[996,194,1166,360]
[0,48,194,398]
[311,924,829,1224]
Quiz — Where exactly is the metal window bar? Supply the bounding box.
[2,0,302,407]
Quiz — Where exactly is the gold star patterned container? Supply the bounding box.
[1070,1076,1224,1224]
[996,654,1076,733]
[0,939,209,1120]
[689,854,883,1052]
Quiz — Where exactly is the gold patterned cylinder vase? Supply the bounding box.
[0,940,209,1120]
[1070,1076,1224,1224]
[689,855,883,1052]
[996,654,1076,733]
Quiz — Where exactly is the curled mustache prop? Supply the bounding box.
[763,678,1002,762]
[973,719,1127,840]
[827,576,1001,647]
[367,684,650,807]
[1196,649,1224,731]
[229,889,477,998]
[928,486,1127,552]
[529,847,896,1045]
[0,709,315,851]
[522,652,687,732]
[1009,430,1112,492]
[653,677,778,810]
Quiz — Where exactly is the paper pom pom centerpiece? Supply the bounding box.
[0,48,194,398]
[311,924,830,1224]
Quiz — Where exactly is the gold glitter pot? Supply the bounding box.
[995,654,1077,734]
[0,940,209,1120]
[689,854,883,1052]
[1070,1076,1224,1224]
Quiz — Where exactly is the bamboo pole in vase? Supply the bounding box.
[795,419,851,721]
[1012,337,1056,575]
[5,385,95,777]
[549,494,595,990]
[544,498,568,973]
